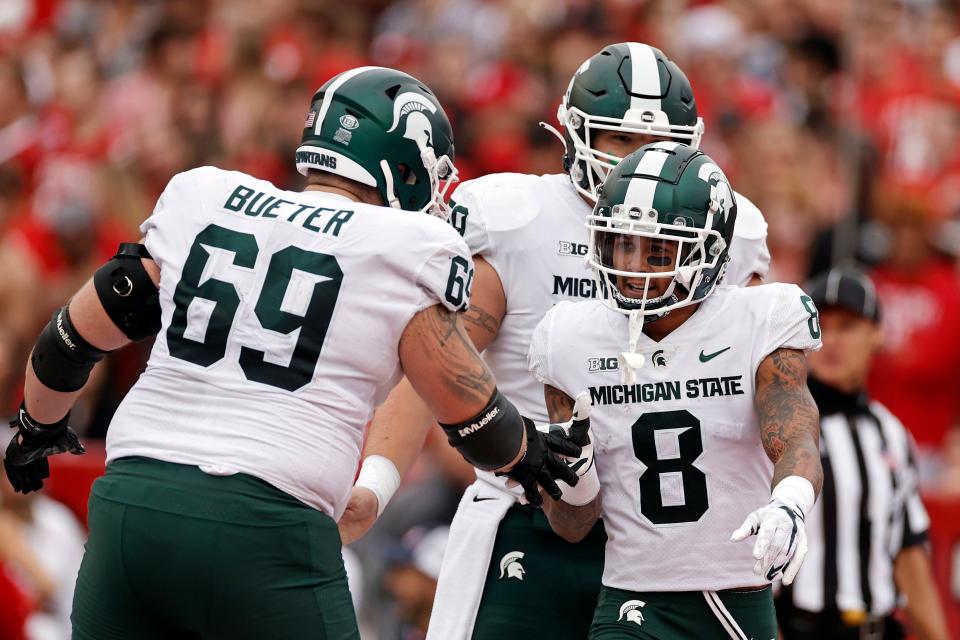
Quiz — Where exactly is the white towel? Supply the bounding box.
[426,480,515,640]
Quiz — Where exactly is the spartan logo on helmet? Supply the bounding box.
[617,600,646,626]
[498,551,526,580]
[384,91,457,216]
[388,92,437,152]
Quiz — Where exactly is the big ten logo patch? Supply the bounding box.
[558,240,589,257]
[588,357,619,373]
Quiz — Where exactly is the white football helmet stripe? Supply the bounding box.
[623,175,659,211]
[635,147,671,177]
[294,145,377,186]
[627,42,662,113]
[313,66,384,135]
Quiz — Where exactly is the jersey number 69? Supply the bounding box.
[166,224,343,392]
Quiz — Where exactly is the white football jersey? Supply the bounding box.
[450,173,597,421]
[724,193,771,287]
[449,173,595,496]
[529,284,822,591]
[107,166,473,519]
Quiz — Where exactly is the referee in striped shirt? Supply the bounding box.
[776,267,949,640]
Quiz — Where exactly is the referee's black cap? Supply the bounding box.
[805,266,881,323]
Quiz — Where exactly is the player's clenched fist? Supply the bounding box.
[338,486,380,546]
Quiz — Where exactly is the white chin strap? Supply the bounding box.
[538,121,566,146]
[618,310,647,384]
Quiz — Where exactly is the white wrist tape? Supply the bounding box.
[355,455,401,517]
[771,475,815,518]
[560,445,600,506]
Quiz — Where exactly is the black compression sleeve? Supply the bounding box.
[438,389,525,471]
[30,306,108,392]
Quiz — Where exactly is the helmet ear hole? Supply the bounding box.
[397,164,418,185]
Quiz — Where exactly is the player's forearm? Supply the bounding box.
[400,304,524,473]
[23,252,159,424]
[756,349,823,495]
[400,305,496,422]
[540,384,599,541]
[544,384,575,422]
[24,279,131,423]
[365,377,437,479]
[895,545,950,640]
[541,493,601,543]
[459,256,505,353]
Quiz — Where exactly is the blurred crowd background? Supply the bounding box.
[1,0,960,638]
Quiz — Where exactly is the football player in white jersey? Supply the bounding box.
[1,67,580,640]
[337,43,773,640]
[529,143,824,639]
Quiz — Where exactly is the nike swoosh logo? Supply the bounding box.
[699,347,731,363]
[473,495,496,502]
[569,458,588,474]
[766,561,787,581]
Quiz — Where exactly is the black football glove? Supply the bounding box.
[4,403,85,494]
[499,417,582,507]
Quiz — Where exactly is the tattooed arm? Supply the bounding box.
[364,255,507,478]
[399,303,501,426]
[755,348,823,495]
[539,384,603,543]
[339,258,507,543]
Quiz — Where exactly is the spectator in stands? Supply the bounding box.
[383,526,449,640]
[0,477,86,640]
[0,564,30,640]
[777,267,948,640]
[867,190,960,478]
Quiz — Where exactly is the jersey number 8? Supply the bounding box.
[631,410,709,525]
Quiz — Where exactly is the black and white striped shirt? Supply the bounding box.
[783,377,929,616]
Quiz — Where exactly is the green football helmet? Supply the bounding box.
[588,142,736,319]
[295,66,457,217]
[555,43,703,203]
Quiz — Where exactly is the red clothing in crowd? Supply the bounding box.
[868,260,960,447]
[0,566,30,640]
[4,212,129,280]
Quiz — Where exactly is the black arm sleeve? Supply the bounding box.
[438,389,524,471]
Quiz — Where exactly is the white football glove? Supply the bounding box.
[534,392,599,506]
[730,476,815,585]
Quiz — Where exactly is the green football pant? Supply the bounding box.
[590,585,777,640]
[471,504,607,640]
[71,457,358,640]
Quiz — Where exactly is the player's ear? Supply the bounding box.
[867,322,883,353]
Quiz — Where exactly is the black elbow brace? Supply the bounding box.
[93,243,161,341]
[31,306,108,392]
[438,389,525,471]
